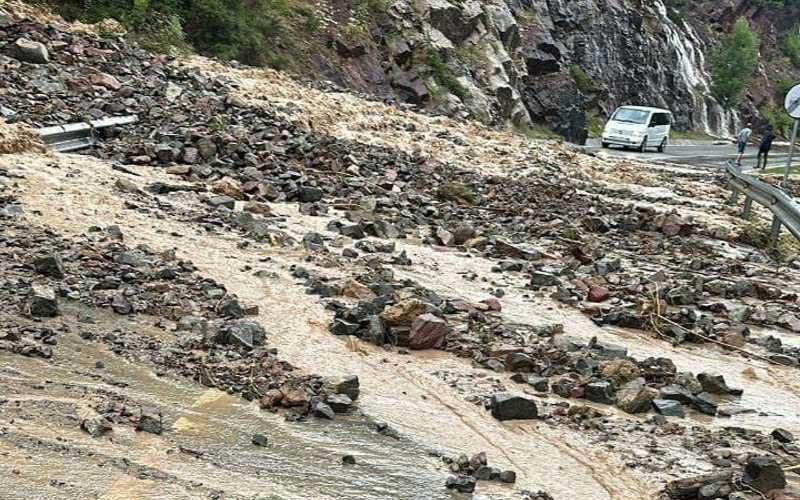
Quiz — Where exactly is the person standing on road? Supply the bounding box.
[756,126,776,170]
[736,122,752,166]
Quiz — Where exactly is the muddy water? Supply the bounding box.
[0,306,451,499]
[386,238,800,437]
[17,152,800,497]
[5,155,640,497]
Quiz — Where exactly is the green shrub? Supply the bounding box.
[586,112,604,138]
[710,19,761,108]
[569,65,595,94]
[426,49,469,101]
[783,30,800,66]
[44,0,316,69]
[761,104,794,138]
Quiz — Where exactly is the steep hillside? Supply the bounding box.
[33,0,800,142]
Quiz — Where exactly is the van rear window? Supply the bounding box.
[612,108,650,124]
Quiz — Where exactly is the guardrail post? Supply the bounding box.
[742,196,753,218]
[728,187,739,206]
[770,215,782,248]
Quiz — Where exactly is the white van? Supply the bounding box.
[601,106,673,152]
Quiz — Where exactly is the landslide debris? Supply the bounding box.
[1,8,799,500]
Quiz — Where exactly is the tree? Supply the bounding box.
[709,19,761,108]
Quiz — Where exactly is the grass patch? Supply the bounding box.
[569,64,596,94]
[737,218,800,260]
[763,165,800,176]
[438,181,477,205]
[586,112,604,138]
[514,123,561,140]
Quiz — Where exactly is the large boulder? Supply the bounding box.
[407,313,448,350]
[490,392,538,421]
[427,0,484,43]
[10,38,49,64]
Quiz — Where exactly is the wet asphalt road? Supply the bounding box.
[582,138,793,169]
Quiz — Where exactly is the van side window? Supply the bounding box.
[650,113,670,126]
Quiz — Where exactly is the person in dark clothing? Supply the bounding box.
[757,126,776,170]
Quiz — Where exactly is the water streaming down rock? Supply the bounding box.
[654,0,739,137]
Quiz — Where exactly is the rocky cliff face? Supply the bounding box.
[308,0,798,142]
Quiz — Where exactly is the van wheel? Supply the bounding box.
[638,137,648,153]
[601,142,609,149]
[657,138,667,153]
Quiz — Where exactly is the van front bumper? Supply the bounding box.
[602,135,643,146]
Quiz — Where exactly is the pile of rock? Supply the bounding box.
[0,195,354,421]
[443,451,517,493]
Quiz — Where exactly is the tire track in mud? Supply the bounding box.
[514,424,652,500]
[386,357,653,500]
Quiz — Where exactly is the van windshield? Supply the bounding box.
[612,108,650,125]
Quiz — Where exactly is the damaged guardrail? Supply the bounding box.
[36,115,138,152]
[726,160,800,246]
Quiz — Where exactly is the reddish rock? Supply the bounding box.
[661,223,682,237]
[280,386,310,407]
[259,389,283,409]
[481,298,502,311]
[166,165,191,175]
[381,299,427,326]
[408,313,448,350]
[90,72,122,91]
[587,286,610,302]
[210,176,245,200]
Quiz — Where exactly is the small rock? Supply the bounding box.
[324,375,360,401]
[32,254,65,279]
[584,381,616,405]
[327,394,353,414]
[692,392,718,416]
[652,399,685,418]
[587,286,610,302]
[771,428,794,443]
[28,284,58,317]
[312,401,336,420]
[697,372,742,396]
[251,433,268,447]
[136,409,163,434]
[445,475,476,493]
[499,470,516,483]
[342,454,356,465]
[80,416,112,438]
[742,456,786,493]
[90,72,122,90]
[381,299,427,326]
[490,392,538,421]
[408,313,448,350]
[208,195,236,210]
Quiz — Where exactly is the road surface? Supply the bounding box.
[582,138,793,169]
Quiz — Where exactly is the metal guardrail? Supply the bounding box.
[36,115,138,152]
[726,161,800,245]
